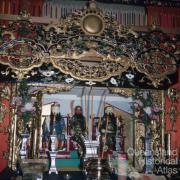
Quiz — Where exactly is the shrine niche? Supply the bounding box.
[0,1,179,179]
[7,81,165,175]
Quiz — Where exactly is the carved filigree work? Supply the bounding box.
[0,39,45,80]
[109,87,133,97]
[132,89,164,170]
[167,88,179,131]
[135,49,177,87]
[0,104,7,123]
[0,2,179,88]
[135,122,145,171]
[28,83,73,94]
[0,85,10,123]
[51,57,130,81]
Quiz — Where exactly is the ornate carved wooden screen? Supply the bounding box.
[0,1,179,89]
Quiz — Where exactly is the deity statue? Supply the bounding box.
[69,106,87,158]
[50,103,66,150]
[42,103,65,149]
[116,116,125,153]
[100,106,117,153]
[70,106,86,137]
[42,116,50,149]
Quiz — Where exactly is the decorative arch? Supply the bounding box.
[0,1,179,88]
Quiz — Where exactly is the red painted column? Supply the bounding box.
[0,83,12,172]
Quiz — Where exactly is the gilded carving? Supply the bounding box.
[109,88,133,97]
[0,103,7,123]
[0,85,10,123]
[0,2,177,87]
[167,88,179,131]
[51,58,131,82]
[135,49,177,87]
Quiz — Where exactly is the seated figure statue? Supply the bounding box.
[70,106,86,137]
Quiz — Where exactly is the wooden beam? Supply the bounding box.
[0,14,180,34]
[0,14,59,24]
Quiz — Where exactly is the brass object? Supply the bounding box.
[81,1,104,36]
[82,15,103,34]
[84,158,111,179]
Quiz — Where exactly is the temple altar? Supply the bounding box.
[0,0,179,180]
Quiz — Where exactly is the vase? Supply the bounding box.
[49,133,58,174]
[20,133,29,159]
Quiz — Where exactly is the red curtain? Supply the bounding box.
[147,6,180,29]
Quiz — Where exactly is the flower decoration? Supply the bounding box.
[22,102,35,112]
[150,105,161,121]
[12,80,36,123]
[65,78,74,84]
[132,89,161,125]
[135,99,143,107]
[126,73,135,80]
[143,107,152,115]
[85,81,96,86]
[41,70,55,77]
[110,77,118,86]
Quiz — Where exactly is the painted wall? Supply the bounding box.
[147,6,180,29]
[0,0,43,16]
